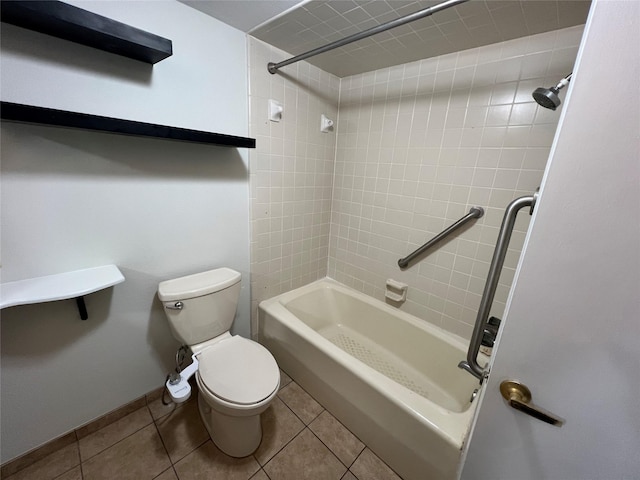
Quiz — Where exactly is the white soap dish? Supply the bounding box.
[385,279,408,303]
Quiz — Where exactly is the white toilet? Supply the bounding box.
[158,267,280,457]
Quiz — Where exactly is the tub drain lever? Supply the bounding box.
[166,354,199,404]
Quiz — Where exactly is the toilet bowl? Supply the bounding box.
[195,334,279,456]
[158,268,280,457]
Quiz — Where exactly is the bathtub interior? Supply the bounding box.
[281,284,480,413]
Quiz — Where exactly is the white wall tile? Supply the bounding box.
[328,26,582,339]
[248,38,339,336]
[250,26,582,341]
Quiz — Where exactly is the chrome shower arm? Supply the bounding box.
[459,191,538,381]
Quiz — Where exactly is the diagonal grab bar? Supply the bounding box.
[458,191,538,381]
[398,207,484,269]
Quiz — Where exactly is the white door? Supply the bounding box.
[461,1,640,479]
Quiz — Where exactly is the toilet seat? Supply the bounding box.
[197,336,279,406]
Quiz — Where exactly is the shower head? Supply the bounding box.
[532,73,572,110]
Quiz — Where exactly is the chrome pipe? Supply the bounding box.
[267,0,470,74]
[459,192,538,381]
[398,206,484,269]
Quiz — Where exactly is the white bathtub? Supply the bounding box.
[258,278,482,480]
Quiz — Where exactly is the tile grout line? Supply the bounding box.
[276,381,326,426]
[305,421,365,470]
[76,437,85,480]
[150,396,211,470]
[77,406,156,464]
[250,467,271,480]
[150,465,179,480]
[150,402,174,471]
[252,386,325,468]
[6,378,394,480]
[258,419,311,472]
[304,425,352,474]
[273,377,372,474]
[173,437,209,468]
[344,470,359,480]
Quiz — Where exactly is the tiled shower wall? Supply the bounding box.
[248,38,340,334]
[249,26,583,340]
[327,26,584,339]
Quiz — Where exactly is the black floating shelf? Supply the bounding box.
[0,1,173,64]
[1,102,256,148]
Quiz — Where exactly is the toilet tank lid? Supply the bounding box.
[158,268,241,302]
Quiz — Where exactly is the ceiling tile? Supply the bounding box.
[251,0,591,77]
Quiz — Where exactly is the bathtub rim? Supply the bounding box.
[258,276,482,450]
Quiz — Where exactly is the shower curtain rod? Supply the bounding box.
[267,0,470,74]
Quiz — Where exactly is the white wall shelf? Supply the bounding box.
[0,265,124,319]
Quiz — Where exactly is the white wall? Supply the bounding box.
[1,0,247,137]
[0,1,250,463]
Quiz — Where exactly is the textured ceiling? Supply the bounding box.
[178,0,302,32]
[250,0,591,77]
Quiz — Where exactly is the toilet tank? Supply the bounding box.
[158,268,241,346]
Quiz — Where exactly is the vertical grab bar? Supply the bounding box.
[459,191,538,381]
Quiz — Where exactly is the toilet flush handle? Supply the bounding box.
[165,301,183,310]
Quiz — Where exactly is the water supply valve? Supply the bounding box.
[165,354,199,403]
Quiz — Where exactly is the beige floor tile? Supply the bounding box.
[277,382,324,425]
[153,467,178,480]
[249,470,270,480]
[278,369,292,390]
[263,428,347,480]
[5,443,79,480]
[309,410,364,467]
[174,441,260,480]
[254,397,305,466]
[341,472,358,480]
[155,396,209,463]
[53,466,82,480]
[147,379,200,421]
[76,397,147,440]
[79,406,153,461]
[82,424,171,480]
[349,448,402,480]
[148,397,178,422]
[147,391,185,421]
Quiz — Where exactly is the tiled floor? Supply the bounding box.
[3,371,403,480]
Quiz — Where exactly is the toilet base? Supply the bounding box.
[198,393,262,457]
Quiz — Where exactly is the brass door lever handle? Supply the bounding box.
[500,381,564,427]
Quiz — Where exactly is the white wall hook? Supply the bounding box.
[321,114,334,132]
[268,99,283,122]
